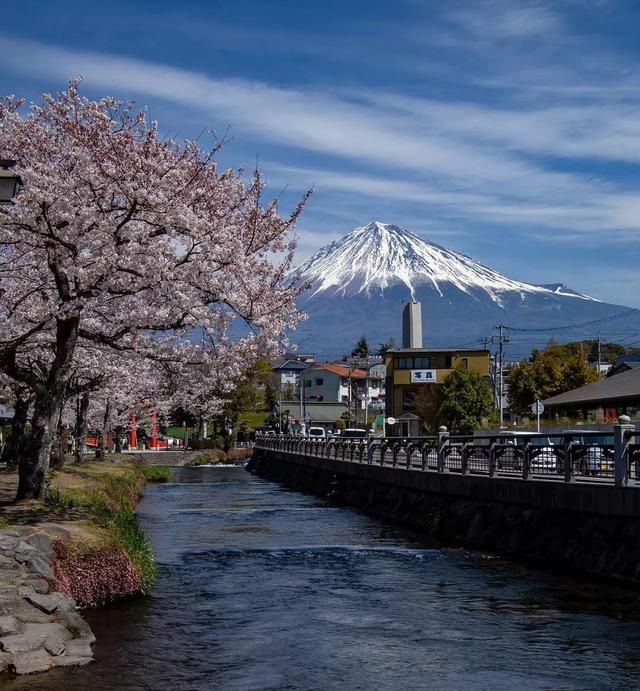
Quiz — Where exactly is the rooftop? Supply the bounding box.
[385,347,489,354]
[309,363,368,379]
[543,366,640,407]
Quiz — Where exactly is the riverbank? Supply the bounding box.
[0,459,164,675]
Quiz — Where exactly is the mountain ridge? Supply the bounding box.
[291,221,637,356]
[296,221,596,305]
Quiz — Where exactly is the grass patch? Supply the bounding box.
[46,460,156,592]
[141,466,171,483]
[237,411,268,429]
[164,426,197,439]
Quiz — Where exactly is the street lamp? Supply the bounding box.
[0,160,21,203]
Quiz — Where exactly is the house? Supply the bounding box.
[543,365,640,421]
[275,400,350,432]
[606,353,640,378]
[300,363,385,424]
[271,357,313,399]
[384,347,491,435]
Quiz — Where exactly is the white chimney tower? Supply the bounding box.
[402,301,422,348]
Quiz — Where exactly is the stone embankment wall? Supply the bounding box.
[250,451,640,584]
[0,529,95,675]
[128,451,201,466]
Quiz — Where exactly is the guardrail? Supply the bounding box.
[255,424,640,487]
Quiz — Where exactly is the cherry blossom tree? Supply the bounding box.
[0,80,308,499]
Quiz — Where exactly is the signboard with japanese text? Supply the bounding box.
[410,369,437,383]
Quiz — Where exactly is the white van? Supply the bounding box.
[498,431,557,472]
[341,428,368,441]
[308,426,327,439]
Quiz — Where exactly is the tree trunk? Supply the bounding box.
[115,426,123,453]
[2,394,29,466]
[104,401,112,453]
[16,397,58,500]
[75,392,90,463]
[50,401,67,471]
[15,314,80,500]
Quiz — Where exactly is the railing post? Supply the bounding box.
[488,442,497,477]
[521,439,530,480]
[614,418,635,487]
[461,442,469,476]
[437,426,449,473]
[563,435,574,483]
[367,440,375,465]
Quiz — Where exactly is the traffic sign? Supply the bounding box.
[531,401,544,415]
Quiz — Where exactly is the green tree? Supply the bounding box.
[439,368,494,434]
[352,335,370,357]
[414,384,445,435]
[378,337,397,356]
[507,342,599,415]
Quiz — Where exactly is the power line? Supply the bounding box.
[507,308,639,333]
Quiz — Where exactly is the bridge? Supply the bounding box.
[250,423,640,582]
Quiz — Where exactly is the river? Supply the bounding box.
[3,466,640,690]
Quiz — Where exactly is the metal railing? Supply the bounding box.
[255,424,638,487]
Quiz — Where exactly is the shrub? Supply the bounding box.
[141,466,171,482]
[192,449,227,465]
[226,448,253,461]
[189,438,225,450]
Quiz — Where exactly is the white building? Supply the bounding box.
[301,363,385,413]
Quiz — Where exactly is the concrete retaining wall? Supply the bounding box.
[249,450,640,584]
[127,451,200,467]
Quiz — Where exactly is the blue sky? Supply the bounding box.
[2,0,640,307]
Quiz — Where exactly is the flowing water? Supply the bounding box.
[4,466,640,691]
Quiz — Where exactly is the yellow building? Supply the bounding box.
[384,347,491,435]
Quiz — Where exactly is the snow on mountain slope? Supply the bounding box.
[296,221,597,306]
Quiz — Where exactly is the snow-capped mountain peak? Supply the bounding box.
[296,221,596,305]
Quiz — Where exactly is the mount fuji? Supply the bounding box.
[291,221,640,357]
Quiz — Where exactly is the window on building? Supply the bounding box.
[315,378,324,386]
[304,379,312,387]
[444,355,452,368]
[396,357,433,369]
[461,358,468,369]
[402,388,416,411]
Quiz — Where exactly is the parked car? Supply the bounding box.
[308,426,327,439]
[559,431,613,475]
[497,432,557,472]
[339,429,369,445]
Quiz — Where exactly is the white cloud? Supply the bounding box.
[2,30,640,253]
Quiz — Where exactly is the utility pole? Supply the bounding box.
[349,368,354,427]
[494,324,510,426]
[299,374,303,424]
[597,331,602,375]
